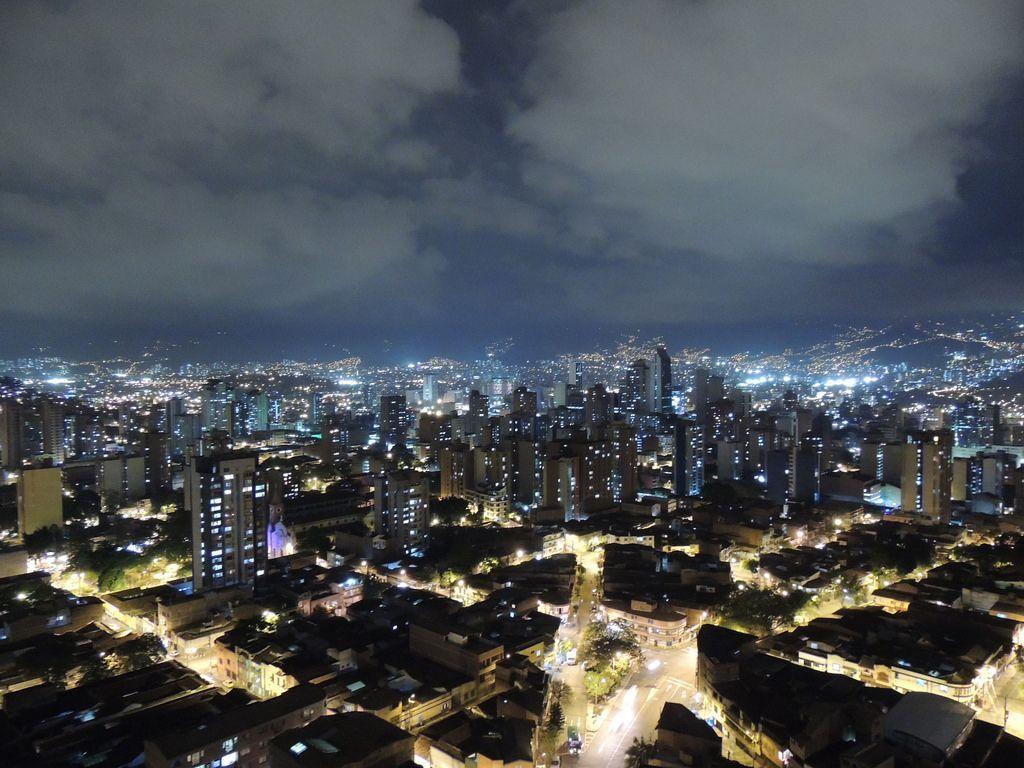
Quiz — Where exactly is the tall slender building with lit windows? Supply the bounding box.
[379,394,408,447]
[186,450,263,591]
[0,398,24,470]
[900,430,953,524]
[623,359,650,425]
[201,379,235,434]
[374,469,428,555]
[648,345,672,415]
[672,418,704,496]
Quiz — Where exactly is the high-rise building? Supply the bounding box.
[693,368,709,418]
[232,389,269,436]
[512,386,538,415]
[164,397,185,434]
[320,413,351,466]
[170,412,200,458]
[568,359,584,388]
[17,466,63,537]
[422,375,439,405]
[468,389,489,420]
[552,381,570,408]
[648,346,672,415]
[97,455,146,508]
[860,436,885,480]
[585,384,611,426]
[623,359,650,424]
[374,469,428,555]
[307,392,323,429]
[706,398,737,441]
[379,394,408,447]
[201,379,234,434]
[40,400,66,463]
[439,443,470,499]
[543,437,614,520]
[0,398,24,470]
[672,418,704,496]
[951,399,999,447]
[144,431,170,493]
[607,421,638,502]
[900,430,953,524]
[186,450,262,591]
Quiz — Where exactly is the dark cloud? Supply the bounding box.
[0,0,1021,360]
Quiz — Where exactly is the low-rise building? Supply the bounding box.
[145,684,326,768]
[270,711,415,768]
[602,597,688,647]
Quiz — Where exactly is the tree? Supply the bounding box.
[721,586,808,635]
[109,633,165,674]
[549,679,572,707]
[581,620,643,668]
[545,700,566,734]
[584,669,618,700]
[97,562,129,593]
[625,737,653,768]
[430,496,470,525]
[80,633,166,684]
[22,525,64,556]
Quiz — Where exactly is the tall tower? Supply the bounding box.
[201,379,234,434]
[585,384,611,426]
[18,466,63,537]
[568,359,584,389]
[40,400,66,463]
[0,398,24,470]
[374,469,428,555]
[648,346,672,415]
[422,375,439,405]
[186,450,262,591]
[672,418,704,497]
[512,387,538,415]
[623,359,650,424]
[900,430,953,524]
[379,394,408,447]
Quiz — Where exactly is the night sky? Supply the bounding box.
[1,1,1022,361]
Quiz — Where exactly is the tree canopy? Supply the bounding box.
[721,586,809,635]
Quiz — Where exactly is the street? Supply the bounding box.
[576,645,698,768]
[550,548,702,768]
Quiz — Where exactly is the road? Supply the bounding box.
[577,644,699,768]
[977,659,1024,738]
[550,548,701,768]
[557,550,601,742]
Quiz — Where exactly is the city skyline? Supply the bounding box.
[2,5,1024,766]
[1,1,1022,358]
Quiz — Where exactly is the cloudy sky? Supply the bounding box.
[1,0,1022,360]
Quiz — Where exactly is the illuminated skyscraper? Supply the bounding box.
[622,359,650,425]
[186,450,263,590]
[672,418,704,496]
[0,398,24,470]
[374,469,428,555]
[40,400,66,463]
[568,359,584,388]
[422,374,439,404]
[512,386,538,415]
[585,383,611,426]
[380,394,408,447]
[900,430,953,524]
[201,379,234,433]
[648,345,672,415]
